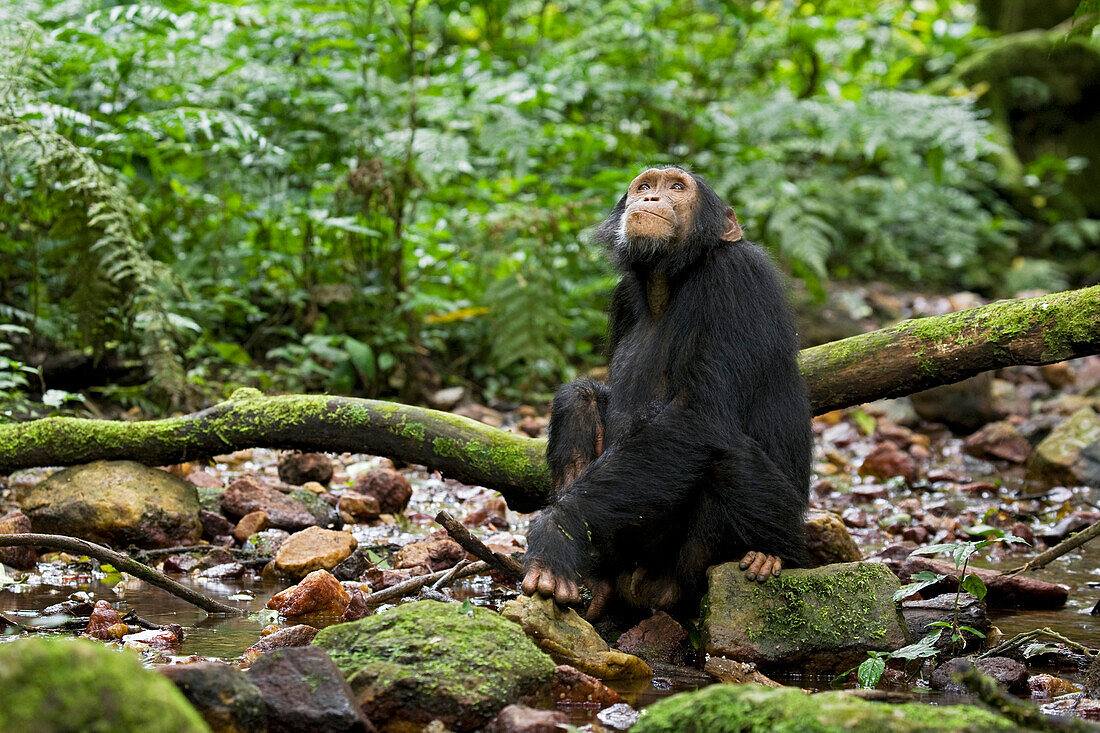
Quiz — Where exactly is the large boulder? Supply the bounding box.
[247,646,374,733]
[18,461,201,548]
[159,662,267,733]
[703,562,907,671]
[0,638,210,732]
[1028,407,1100,488]
[312,600,554,731]
[632,683,1021,733]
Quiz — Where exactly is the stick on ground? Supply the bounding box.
[434,510,524,579]
[360,560,489,605]
[1006,519,1100,576]
[0,533,245,615]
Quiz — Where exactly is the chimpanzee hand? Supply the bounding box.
[740,551,782,582]
[522,562,581,606]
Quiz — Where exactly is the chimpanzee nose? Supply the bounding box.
[643,194,660,202]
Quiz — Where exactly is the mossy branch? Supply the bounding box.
[1,286,1098,511]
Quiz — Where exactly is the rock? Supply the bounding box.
[0,638,209,732]
[242,528,290,557]
[277,452,334,486]
[453,403,504,427]
[1041,512,1099,544]
[247,646,374,733]
[615,612,695,666]
[1041,697,1100,720]
[201,562,245,579]
[313,600,554,731]
[221,475,316,531]
[899,556,1069,609]
[197,547,236,569]
[964,421,1032,463]
[124,626,183,651]
[289,488,343,529]
[393,536,464,574]
[164,554,201,574]
[233,511,270,543]
[803,511,862,566]
[1028,407,1100,487]
[901,594,989,653]
[337,492,381,524]
[267,569,352,619]
[340,589,371,623]
[363,567,412,590]
[84,600,129,640]
[703,562,908,671]
[350,468,412,515]
[273,526,358,578]
[551,665,624,706]
[242,625,319,665]
[19,460,202,548]
[187,469,224,489]
[632,683,1021,733]
[703,657,782,687]
[463,494,509,530]
[199,509,235,541]
[483,704,567,733]
[160,662,267,733]
[858,441,918,484]
[931,656,1028,694]
[0,510,36,569]
[429,386,465,410]
[515,416,546,438]
[910,373,1001,432]
[1029,673,1082,698]
[332,549,373,582]
[500,594,651,680]
[597,703,640,730]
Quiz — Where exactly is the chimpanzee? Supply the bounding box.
[522,166,812,618]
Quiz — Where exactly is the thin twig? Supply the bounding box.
[361,560,489,605]
[979,627,1099,660]
[432,558,471,591]
[434,510,524,579]
[0,533,245,615]
[1006,520,1100,575]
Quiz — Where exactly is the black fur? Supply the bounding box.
[525,166,812,609]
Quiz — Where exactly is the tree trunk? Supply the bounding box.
[1,285,1097,511]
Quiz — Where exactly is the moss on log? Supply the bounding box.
[1,286,1098,511]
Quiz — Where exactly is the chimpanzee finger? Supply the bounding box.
[558,579,580,606]
[747,552,768,581]
[521,567,541,596]
[586,580,613,621]
[772,557,783,577]
[538,570,558,597]
[756,556,779,582]
[739,551,757,570]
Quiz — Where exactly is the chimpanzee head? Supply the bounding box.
[592,166,743,274]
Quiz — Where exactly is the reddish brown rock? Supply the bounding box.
[199,509,235,541]
[453,403,504,427]
[0,510,37,569]
[550,665,624,707]
[964,421,1032,464]
[266,569,352,619]
[337,491,381,524]
[931,656,1028,694]
[277,452,334,486]
[615,612,695,667]
[393,536,464,573]
[123,626,184,651]
[163,554,201,574]
[484,705,566,733]
[233,510,270,543]
[859,441,918,484]
[899,556,1069,609]
[1030,673,1082,698]
[247,646,374,733]
[83,600,128,640]
[515,416,546,438]
[242,624,320,665]
[340,589,372,623]
[351,468,413,514]
[703,656,783,687]
[463,494,509,530]
[364,567,413,589]
[221,475,316,531]
[804,511,862,566]
[186,470,224,488]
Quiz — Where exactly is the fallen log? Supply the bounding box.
[1,285,1098,511]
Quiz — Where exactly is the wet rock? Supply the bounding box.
[0,638,209,732]
[19,460,202,548]
[901,594,989,652]
[1041,512,1099,544]
[313,600,554,731]
[278,452,334,486]
[430,385,465,410]
[804,511,862,566]
[267,569,352,619]
[633,683,1021,733]
[964,421,1032,463]
[340,589,371,623]
[901,526,930,543]
[463,494,509,530]
[484,704,567,733]
[899,556,1069,609]
[615,612,695,667]
[83,600,129,640]
[858,441,918,484]
[703,562,908,672]
[160,661,267,733]
[201,561,245,579]
[0,510,36,569]
[200,509,235,541]
[703,656,782,687]
[551,665,624,706]
[1041,697,1100,721]
[273,526,358,578]
[501,594,651,680]
[1029,673,1082,698]
[393,536,464,574]
[931,656,1028,694]
[242,624,319,665]
[248,646,374,733]
[597,703,639,730]
[187,469,224,489]
[453,403,504,427]
[242,528,290,557]
[337,492,381,524]
[364,567,412,590]
[332,549,373,582]
[197,547,236,569]
[221,475,316,531]
[289,488,342,529]
[350,468,413,514]
[910,373,1001,432]
[164,553,201,574]
[124,626,184,651]
[233,510,270,543]
[1028,407,1100,487]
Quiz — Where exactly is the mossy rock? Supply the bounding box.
[633,683,1023,733]
[18,460,202,548]
[0,638,210,733]
[1028,407,1100,488]
[312,600,554,731]
[704,562,907,672]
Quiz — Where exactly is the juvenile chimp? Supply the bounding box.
[522,166,812,618]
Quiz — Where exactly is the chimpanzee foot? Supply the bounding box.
[739,551,782,582]
[585,578,614,621]
[521,563,581,606]
[618,567,681,609]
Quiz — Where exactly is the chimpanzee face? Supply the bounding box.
[620,167,698,244]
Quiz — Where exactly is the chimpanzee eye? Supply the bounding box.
[671,182,685,190]
[638,183,650,191]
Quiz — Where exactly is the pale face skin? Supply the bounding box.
[621,167,699,242]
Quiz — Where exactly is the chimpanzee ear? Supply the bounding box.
[721,206,744,242]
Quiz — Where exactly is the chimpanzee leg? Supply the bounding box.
[546,378,610,494]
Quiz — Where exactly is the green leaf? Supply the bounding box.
[459,599,474,616]
[888,632,943,661]
[1023,642,1062,658]
[857,656,886,689]
[851,409,876,435]
[960,573,987,601]
[892,571,947,602]
[958,625,986,639]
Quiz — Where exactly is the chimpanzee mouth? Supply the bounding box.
[629,209,673,224]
